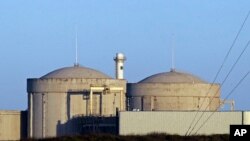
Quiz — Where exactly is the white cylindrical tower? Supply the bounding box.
[114,53,126,79]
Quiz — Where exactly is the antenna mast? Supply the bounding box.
[171,34,175,71]
[74,25,79,66]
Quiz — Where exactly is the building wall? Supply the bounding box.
[127,83,220,111]
[0,110,27,140]
[27,78,126,138]
[27,78,126,92]
[244,112,250,124]
[119,111,248,135]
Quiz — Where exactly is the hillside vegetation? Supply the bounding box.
[22,133,229,141]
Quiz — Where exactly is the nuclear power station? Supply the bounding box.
[0,53,249,140]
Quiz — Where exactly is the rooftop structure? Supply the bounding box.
[41,66,110,79]
[139,70,206,83]
[127,69,221,111]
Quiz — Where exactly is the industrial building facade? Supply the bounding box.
[0,53,248,140]
[27,66,126,138]
[0,111,27,140]
[119,111,250,135]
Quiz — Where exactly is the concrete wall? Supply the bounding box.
[127,83,220,111]
[27,78,126,138]
[27,78,126,92]
[119,111,248,135]
[0,110,27,140]
[244,112,250,124]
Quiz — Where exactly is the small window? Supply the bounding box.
[120,66,123,70]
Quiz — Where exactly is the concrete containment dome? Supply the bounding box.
[127,69,221,111]
[41,66,110,79]
[139,70,206,83]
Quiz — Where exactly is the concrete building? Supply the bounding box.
[119,111,250,135]
[0,111,27,140]
[27,64,126,138]
[127,69,221,111]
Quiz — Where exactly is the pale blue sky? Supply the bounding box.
[0,0,249,110]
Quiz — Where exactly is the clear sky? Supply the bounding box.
[0,0,249,110]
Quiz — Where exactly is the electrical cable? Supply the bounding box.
[188,40,250,135]
[193,71,250,135]
[185,10,250,136]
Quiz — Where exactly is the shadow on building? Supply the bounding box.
[21,111,28,139]
[56,115,118,136]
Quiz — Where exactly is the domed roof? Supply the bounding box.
[41,65,111,79]
[139,70,206,83]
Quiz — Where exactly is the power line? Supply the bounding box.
[185,10,250,136]
[193,71,250,135]
[188,40,250,135]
